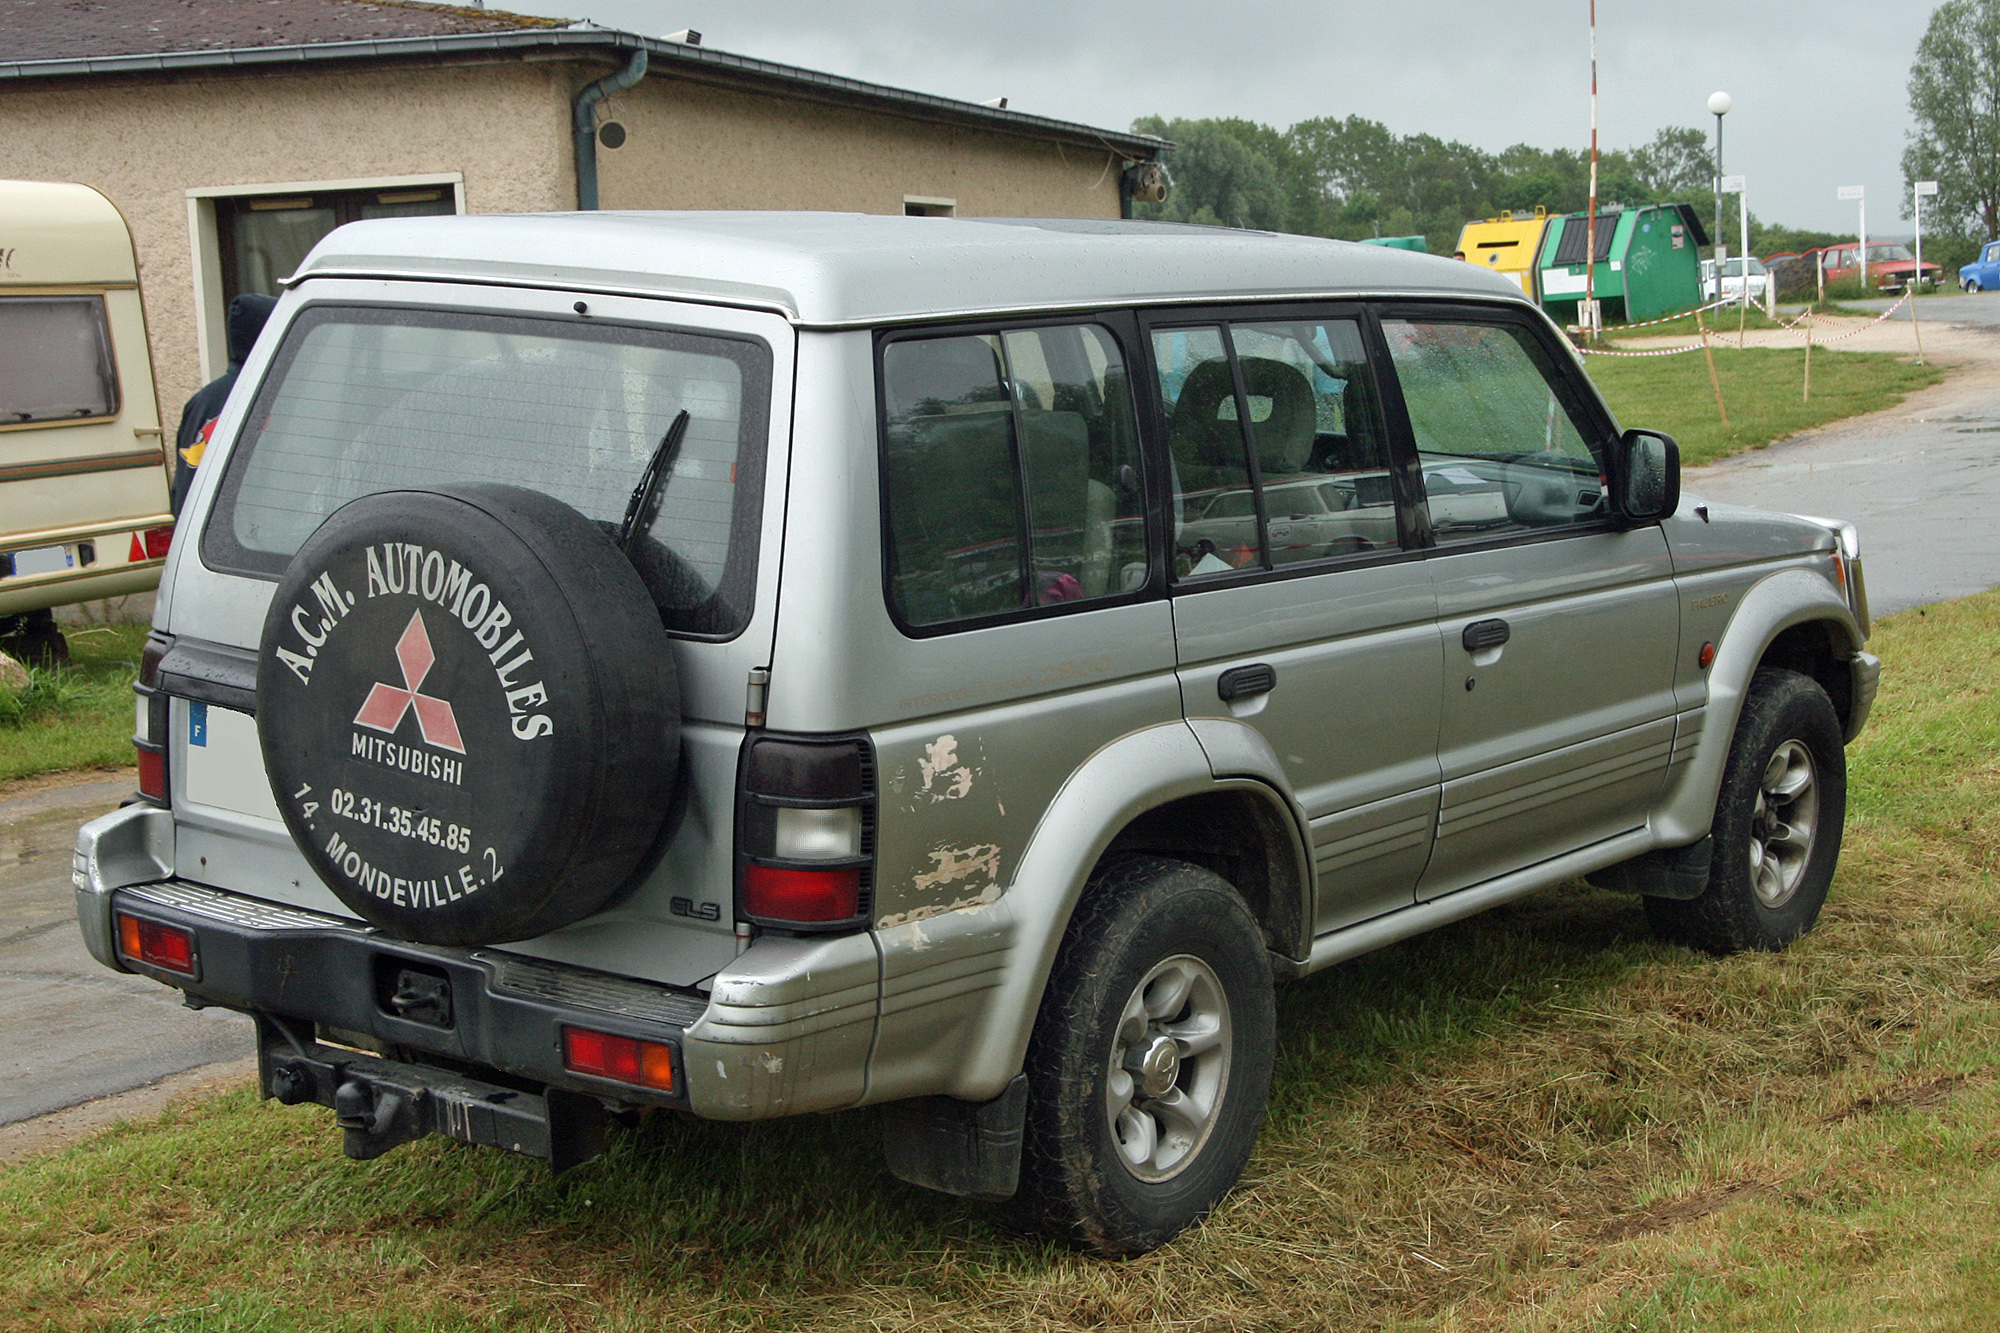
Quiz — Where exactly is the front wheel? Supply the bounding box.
[1646,669,1846,954]
[1012,855,1275,1255]
[1966,278,1982,294]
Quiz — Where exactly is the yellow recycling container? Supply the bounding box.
[1453,208,1550,298]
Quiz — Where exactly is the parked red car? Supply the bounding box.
[1817,242,1943,293]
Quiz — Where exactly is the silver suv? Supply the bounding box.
[74,214,1878,1255]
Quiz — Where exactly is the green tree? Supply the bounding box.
[1903,0,2000,237]
[1129,116,1292,231]
[1630,126,1714,199]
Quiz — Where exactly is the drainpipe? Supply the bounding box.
[572,46,648,210]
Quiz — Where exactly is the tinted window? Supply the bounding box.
[202,305,770,638]
[880,323,1146,629]
[1381,317,1607,543]
[1158,318,1397,578]
[0,296,119,425]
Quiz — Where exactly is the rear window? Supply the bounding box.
[201,305,770,639]
[0,295,119,425]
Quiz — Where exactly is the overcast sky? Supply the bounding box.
[503,0,1933,236]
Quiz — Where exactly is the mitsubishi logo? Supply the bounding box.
[353,610,466,754]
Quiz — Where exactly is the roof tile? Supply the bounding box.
[0,0,564,63]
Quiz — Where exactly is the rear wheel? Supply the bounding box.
[1646,669,1845,954]
[1012,855,1274,1255]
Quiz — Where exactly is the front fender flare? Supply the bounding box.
[1652,567,1862,845]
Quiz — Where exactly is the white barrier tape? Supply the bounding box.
[1577,292,1914,357]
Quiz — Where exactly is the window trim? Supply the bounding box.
[1369,299,1628,555]
[1136,301,1429,590]
[196,299,774,644]
[872,310,1161,639]
[185,173,465,382]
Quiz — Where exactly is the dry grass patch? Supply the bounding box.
[5,595,2000,1330]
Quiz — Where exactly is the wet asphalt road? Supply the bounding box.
[1689,299,2000,616]
[0,779,250,1125]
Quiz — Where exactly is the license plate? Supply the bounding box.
[9,545,74,577]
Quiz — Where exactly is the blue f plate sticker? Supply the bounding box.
[189,701,208,748]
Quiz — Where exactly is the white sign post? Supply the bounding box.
[1838,185,1866,293]
[1914,180,1939,290]
[1721,175,1750,341]
[1914,180,1939,361]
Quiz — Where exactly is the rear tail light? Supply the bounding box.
[562,1026,676,1091]
[143,526,174,561]
[134,631,173,804]
[117,912,197,976]
[737,735,874,928]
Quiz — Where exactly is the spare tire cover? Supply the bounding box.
[256,484,680,946]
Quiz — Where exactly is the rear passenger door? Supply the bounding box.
[1149,307,1443,934]
[1374,307,1680,900]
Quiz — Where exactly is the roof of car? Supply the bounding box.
[292,211,1529,327]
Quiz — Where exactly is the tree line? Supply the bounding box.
[1129,114,1858,262]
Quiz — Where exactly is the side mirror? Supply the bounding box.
[1611,427,1679,523]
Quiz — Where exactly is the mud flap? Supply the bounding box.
[879,1074,1028,1202]
[1586,835,1714,899]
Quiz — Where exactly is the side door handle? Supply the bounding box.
[1461,618,1511,652]
[1217,663,1277,702]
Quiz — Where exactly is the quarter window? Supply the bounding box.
[879,323,1147,629]
[1380,318,1607,543]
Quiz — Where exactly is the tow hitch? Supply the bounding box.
[257,1017,608,1172]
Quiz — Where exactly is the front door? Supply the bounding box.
[1150,309,1443,934]
[1374,308,1681,900]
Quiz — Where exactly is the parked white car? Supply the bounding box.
[1701,256,1769,302]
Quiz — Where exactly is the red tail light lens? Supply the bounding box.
[137,747,167,801]
[142,526,174,560]
[742,864,862,923]
[562,1026,675,1091]
[117,912,196,975]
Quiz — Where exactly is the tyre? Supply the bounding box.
[0,610,68,667]
[1966,278,1981,294]
[1646,669,1845,954]
[1012,855,1275,1255]
[256,484,680,946]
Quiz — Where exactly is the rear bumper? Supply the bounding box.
[74,805,887,1134]
[95,878,706,1111]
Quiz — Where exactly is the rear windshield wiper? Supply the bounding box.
[617,409,691,554]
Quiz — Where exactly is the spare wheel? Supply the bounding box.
[256,484,681,946]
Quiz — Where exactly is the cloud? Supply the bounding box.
[519,0,1931,232]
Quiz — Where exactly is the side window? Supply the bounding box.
[1380,317,1608,543]
[0,295,119,426]
[880,323,1146,629]
[1156,318,1396,578]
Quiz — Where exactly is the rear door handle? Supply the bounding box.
[1217,663,1277,702]
[1461,618,1511,652]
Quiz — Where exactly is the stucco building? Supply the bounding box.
[0,0,1164,426]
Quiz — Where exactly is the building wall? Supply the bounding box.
[0,59,574,426]
[595,75,1125,219]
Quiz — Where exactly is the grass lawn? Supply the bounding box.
[0,623,146,784]
[4,591,2000,1330]
[1586,345,1942,466]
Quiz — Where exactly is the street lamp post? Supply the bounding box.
[1709,91,1732,287]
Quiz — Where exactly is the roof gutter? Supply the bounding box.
[572,45,648,210]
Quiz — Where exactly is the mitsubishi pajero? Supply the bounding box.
[75,213,1878,1254]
